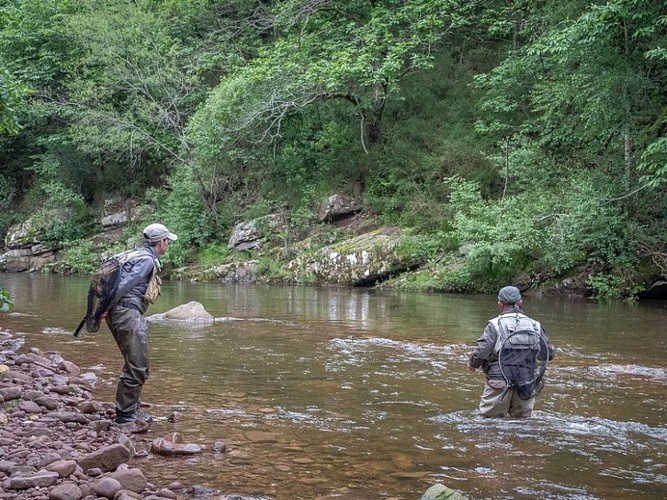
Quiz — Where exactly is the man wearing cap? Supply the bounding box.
[104,223,177,426]
[467,286,555,418]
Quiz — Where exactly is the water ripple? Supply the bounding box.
[326,337,464,374]
[431,410,667,450]
[589,363,666,380]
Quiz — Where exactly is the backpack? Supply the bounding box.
[73,248,159,337]
[491,313,549,400]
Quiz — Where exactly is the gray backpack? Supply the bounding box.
[491,313,549,400]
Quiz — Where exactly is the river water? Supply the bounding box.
[1,274,666,499]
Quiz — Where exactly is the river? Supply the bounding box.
[1,274,666,499]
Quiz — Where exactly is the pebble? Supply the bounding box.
[0,334,232,500]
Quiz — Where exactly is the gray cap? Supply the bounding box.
[498,286,521,305]
[143,223,178,243]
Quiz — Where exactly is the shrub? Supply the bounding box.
[60,239,100,274]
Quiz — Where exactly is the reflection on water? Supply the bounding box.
[1,274,666,499]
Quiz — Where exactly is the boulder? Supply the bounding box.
[228,213,286,251]
[4,219,41,250]
[148,301,215,323]
[76,443,131,473]
[421,483,468,500]
[316,194,361,223]
[110,467,147,493]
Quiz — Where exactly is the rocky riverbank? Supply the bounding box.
[0,330,238,500]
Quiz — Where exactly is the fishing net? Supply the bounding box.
[498,329,550,400]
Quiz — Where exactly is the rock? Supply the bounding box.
[421,483,468,500]
[7,469,60,489]
[94,476,123,499]
[150,437,203,456]
[1,213,65,271]
[155,487,179,499]
[58,360,81,377]
[172,261,260,284]
[18,400,42,413]
[48,481,83,500]
[0,385,22,400]
[0,329,239,500]
[88,227,125,246]
[77,443,132,473]
[50,411,90,424]
[78,371,99,386]
[148,301,214,323]
[288,226,421,286]
[78,400,104,413]
[1,370,32,384]
[244,431,279,443]
[316,194,361,223]
[114,490,143,500]
[46,460,79,478]
[110,467,147,493]
[37,452,63,469]
[101,198,138,229]
[228,213,287,251]
[79,482,95,497]
[34,395,61,410]
[4,219,40,249]
[101,212,130,228]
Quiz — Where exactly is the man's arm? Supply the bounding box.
[468,322,497,371]
[541,327,556,361]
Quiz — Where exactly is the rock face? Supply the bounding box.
[180,261,260,284]
[148,301,215,323]
[4,192,659,298]
[101,198,138,230]
[228,213,287,251]
[172,224,424,287]
[315,194,361,223]
[1,217,59,272]
[288,226,419,286]
[0,199,139,273]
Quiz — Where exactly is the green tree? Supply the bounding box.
[192,0,475,150]
[187,0,482,220]
[475,0,667,187]
[469,0,667,292]
[0,68,28,134]
[0,0,88,232]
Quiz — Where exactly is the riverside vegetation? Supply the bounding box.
[0,0,666,300]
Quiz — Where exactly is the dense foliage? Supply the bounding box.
[1,0,665,298]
